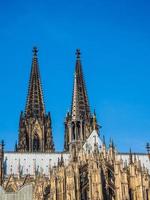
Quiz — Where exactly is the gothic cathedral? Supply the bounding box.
[0,48,150,200]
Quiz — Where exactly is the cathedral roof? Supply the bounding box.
[83,130,103,153]
[3,152,70,177]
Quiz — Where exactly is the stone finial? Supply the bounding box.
[76,49,81,59]
[32,46,38,57]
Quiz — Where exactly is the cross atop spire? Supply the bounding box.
[76,49,81,60]
[25,47,45,118]
[32,46,38,57]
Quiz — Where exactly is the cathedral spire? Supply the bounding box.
[64,49,94,151]
[25,47,45,118]
[71,49,90,121]
[18,47,55,152]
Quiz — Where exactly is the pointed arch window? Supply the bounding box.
[72,123,75,140]
[77,121,80,139]
[33,132,40,152]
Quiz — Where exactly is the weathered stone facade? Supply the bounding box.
[0,48,149,199]
[0,144,150,199]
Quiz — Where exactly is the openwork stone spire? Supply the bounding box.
[25,47,45,118]
[71,49,91,121]
[64,50,98,151]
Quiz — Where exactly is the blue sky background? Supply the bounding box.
[0,0,150,152]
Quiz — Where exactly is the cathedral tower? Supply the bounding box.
[64,49,99,151]
[17,47,55,152]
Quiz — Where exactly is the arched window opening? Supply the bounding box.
[108,169,114,184]
[72,123,75,140]
[33,133,40,152]
[80,165,89,200]
[43,185,50,200]
[77,122,80,140]
[26,133,29,151]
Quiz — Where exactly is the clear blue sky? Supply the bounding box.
[0,0,150,152]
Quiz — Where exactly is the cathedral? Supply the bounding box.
[0,47,150,200]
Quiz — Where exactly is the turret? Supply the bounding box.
[108,138,115,163]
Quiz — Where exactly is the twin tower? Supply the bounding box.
[17,47,99,153]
